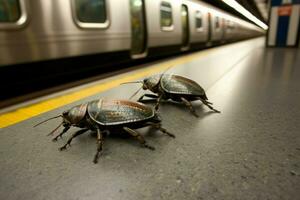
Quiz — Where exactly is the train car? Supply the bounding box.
[0,0,265,100]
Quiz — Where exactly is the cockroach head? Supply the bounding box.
[142,74,161,91]
[143,65,173,91]
[62,110,71,126]
[61,104,87,126]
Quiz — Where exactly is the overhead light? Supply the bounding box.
[222,0,268,30]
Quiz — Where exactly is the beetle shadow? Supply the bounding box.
[50,126,164,165]
[87,128,161,149]
[66,130,139,157]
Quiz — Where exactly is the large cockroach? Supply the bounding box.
[35,99,174,163]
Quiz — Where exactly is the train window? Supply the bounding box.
[72,0,109,28]
[226,20,230,28]
[160,1,173,30]
[226,20,234,30]
[0,0,27,29]
[195,10,203,30]
[227,20,232,30]
[230,21,235,30]
[215,16,220,29]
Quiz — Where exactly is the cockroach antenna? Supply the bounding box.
[33,115,62,127]
[129,87,142,100]
[121,80,143,99]
[163,65,174,74]
[121,81,143,85]
[47,122,63,136]
[158,65,174,83]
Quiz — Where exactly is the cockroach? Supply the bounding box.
[34,99,174,163]
[123,73,220,117]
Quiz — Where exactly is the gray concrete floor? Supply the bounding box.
[0,38,299,200]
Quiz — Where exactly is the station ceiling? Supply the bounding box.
[203,0,269,24]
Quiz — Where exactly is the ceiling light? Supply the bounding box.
[222,0,268,30]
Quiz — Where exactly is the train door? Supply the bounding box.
[130,0,147,58]
[207,12,212,42]
[181,4,189,50]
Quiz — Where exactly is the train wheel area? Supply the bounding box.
[0,37,299,199]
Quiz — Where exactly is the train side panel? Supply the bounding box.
[185,0,209,49]
[0,0,131,66]
[145,0,182,56]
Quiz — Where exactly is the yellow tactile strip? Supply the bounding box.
[0,49,213,128]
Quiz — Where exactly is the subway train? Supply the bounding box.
[0,0,265,100]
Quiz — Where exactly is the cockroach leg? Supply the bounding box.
[52,126,70,141]
[59,128,88,151]
[93,129,104,164]
[181,97,199,117]
[138,94,159,102]
[146,122,175,138]
[123,127,155,150]
[199,98,221,113]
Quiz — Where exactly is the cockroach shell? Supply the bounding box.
[68,104,88,124]
[87,99,154,126]
[160,74,206,97]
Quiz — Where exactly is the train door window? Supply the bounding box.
[72,0,109,28]
[215,16,220,29]
[130,0,147,57]
[181,4,189,48]
[160,1,173,31]
[0,0,27,29]
[0,0,20,22]
[195,10,203,31]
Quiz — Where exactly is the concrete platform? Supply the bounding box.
[0,37,299,200]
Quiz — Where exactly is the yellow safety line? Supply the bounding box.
[0,49,214,128]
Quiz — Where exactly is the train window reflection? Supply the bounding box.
[160,1,173,29]
[0,0,21,22]
[74,0,106,23]
[195,10,202,30]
